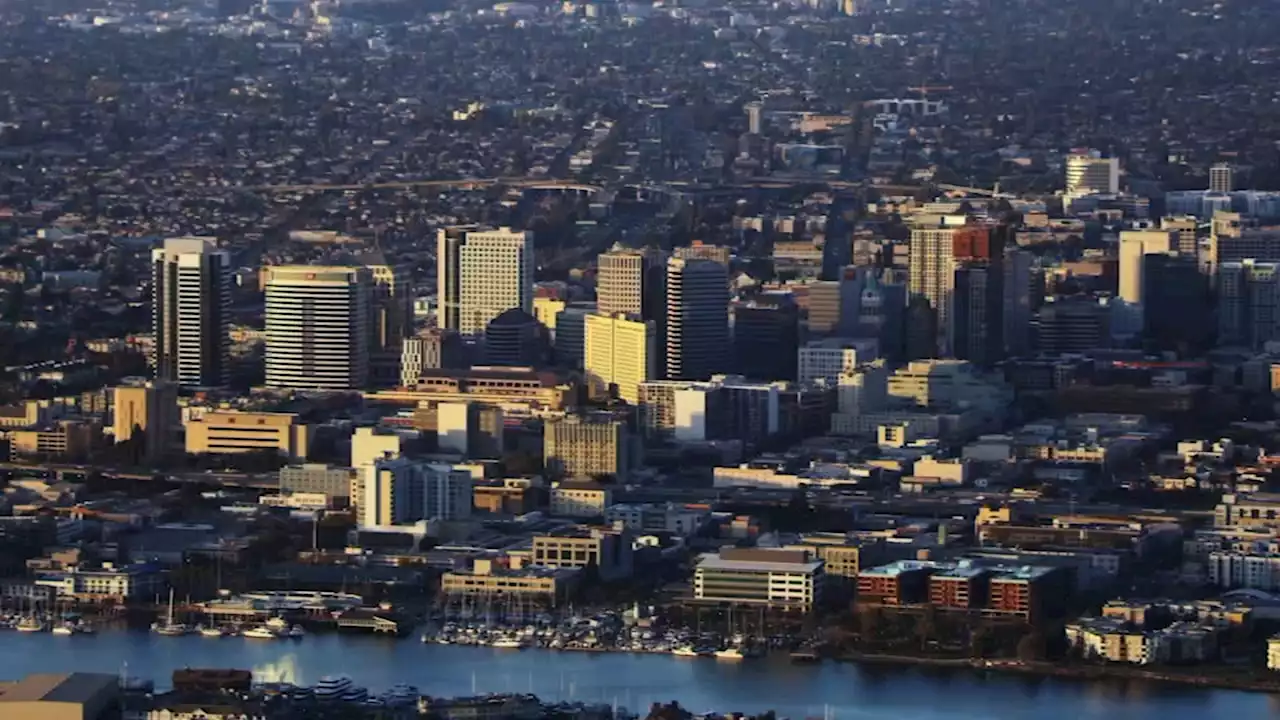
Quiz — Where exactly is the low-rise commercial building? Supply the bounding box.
[549,481,613,518]
[531,526,633,581]
[440,557,579,607]
[185,411,310,461]
[693,547,825,612]
[0,673,120,720]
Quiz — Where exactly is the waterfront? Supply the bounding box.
[0,632,1276,719]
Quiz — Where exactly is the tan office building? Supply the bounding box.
[112,382,178,461]
[584,313,656,403]
[185,410,310,461]
[543,414,630,480]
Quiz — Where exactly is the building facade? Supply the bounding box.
[151,237,230,388]
[264,265,372,390]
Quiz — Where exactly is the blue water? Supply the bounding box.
[0,631,1275,719]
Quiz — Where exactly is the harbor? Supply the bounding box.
[0,629,1275,720]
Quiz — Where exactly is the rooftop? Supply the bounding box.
[0,673,117,704]
[697,553,822,575]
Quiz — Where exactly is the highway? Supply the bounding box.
[0,462,277,489]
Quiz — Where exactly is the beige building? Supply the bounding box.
[263,265,372,390]
[1117,229,1175,305]
[550,481,613,518]
[531,527,633,581]
[112,382,178,461]
[7,421,98,461]
[184,411,310,461]
[543,414,631,480]
[0,673,119,720]
[584,313,656,403]
[441,558,578,607]
[596,245,665,317]
[366,367,574,412]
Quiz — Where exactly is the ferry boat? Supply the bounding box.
[314,675,356,702]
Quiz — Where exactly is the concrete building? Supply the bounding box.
[1065,153,1120,195]
[543,413,631,480]
[369,367,574,412]
[798,338,880,385]
[435,402,503,458]
[400,328,465,386]
[907,221,975,357]
[1217,260,1280,349]
[360,457,472,528]
[584,313,657,403]
[441,559,578,608]
[732,294,799,381]
[1118,229,1175,305]
[483,309,546,366]
[606,502,709,536]
[278,464,353,505]
[6,421,97,462]
[596,245,665,320]
[151,237,230,388]
[1209,211,1280,269]
[531,526,634,581]
[365,260,412,388]
[549,481,613,518]
[693,547,825,612]
[553,303,594,370]
[185,411,310,461]
[0,673,119,720]
[111,381,178,462]
[1210,163,1235,194]
[665,257,729,380]
[887,359,1012,413]
[456,227,534,336]
[1036,296,1110,355]
[674,241,731,267]
[264,265,372,390]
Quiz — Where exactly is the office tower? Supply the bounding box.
[732,294,799,381]
[666,257,730,380]
[806,280,849,335]
[1218,260,1280,349]
[264,265,372,390]
[1002,250,1034,357]
[436,402,504,458]
[151,237,230,388]
[1161,216,1200,257]
[553,303,595,369]
[745,102,763,135]
[483,309,547,366]
[798,338,880,385]
[435,226,471,332]
[1141,253,1211,353]
[596,245,666,319]
[853,272,908,362]
[673,241,731,267]
[584,312,657,403]
[949,226,1010,367]
[400,328,465,386]
[544,413,632,480]
[365,259,412,388]
[112,381,178,462]
[1117,229,1175,304]
[1035,297,1110,355]
[1065,153,1120,195]
[908,223,991,358]
[1210,163,1235,194]
[1209,211,1280,270]
[361,457,473,528]
[451,227,534,336]
[533,296,567,338]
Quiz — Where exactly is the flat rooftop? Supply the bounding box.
[697,554,822,575]
[0,673,116,704]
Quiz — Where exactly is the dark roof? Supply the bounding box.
[0,673,117,704]
[487,308,538,327]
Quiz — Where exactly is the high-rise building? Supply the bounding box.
[666,257,729,380]
[454,227,534,336]
[1161,216,1200,258]
[1065,153,1120,195]
[553,303,595,369]
[1002,250,1034,357]
[360,457,473,528]
[151,237,230,388]
[1036,297,1110,355]
[264,265,372,390]
[732,294,799,381]
[543,413,633,480]
[483,309,547,367]
[435,225,474,332]
[673,241,732,267]
[745,102,763,135]
[400,328,465,386]
[436,402,504,458]
[1141,253,1211,353]
[365,259,412,388]
[1218,260,1280,349]
[1210,211,1280,270]
[907,222,977,358]
[1118,229,1175,305]
[1210,163,1235,194]
[584,312,657,403]
[112,381,178,462]
[949,227,1011,367]
[596,245,666,320]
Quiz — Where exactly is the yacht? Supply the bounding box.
[671,646,700,658]
[16,616,46,633]
[314,675,355,702]
[153,588,190,636]
[383,684,420,707]
[242,626,281,639]
[199,626,228,638]
[341,686,370,703]
[714,647,745,661]
[265,616,290,631]
[51,622,77,636]
[287,625,306,639]
[490,637,526,649]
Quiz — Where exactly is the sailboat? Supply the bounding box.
[152,588,190,636]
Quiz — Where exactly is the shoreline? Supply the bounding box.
[835,651,1280,694]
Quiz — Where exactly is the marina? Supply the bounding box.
[0,630,1273,719]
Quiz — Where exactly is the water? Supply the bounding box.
[0,631,1275,719]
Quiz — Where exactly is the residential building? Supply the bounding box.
[365,259,412,388]
[1210,163,1235,194]
[857,560,935,605]
[543,413,631,480]
[151,237,230,388]
[360,457,472,528]
[1065,153,1120,195]
[665,257,729,380]
[184,411,310,461]
[1217,260,1280,349]
[693,547,825,612]
[584,312,657,403]
[264,265,372,390]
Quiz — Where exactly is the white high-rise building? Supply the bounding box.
[1065,153,1120,195]
[455,227,534,336]
[360,457,473,528]
[151,237,230,388]
[264,265,372,390]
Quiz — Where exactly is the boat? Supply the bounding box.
[714,647,745,660]
[341,686,369,703]
[199,626,228,638]
[314,675,355,701]
[383,684,419,707]
[242,626,281,639]
[265,616,290,631]
[51,622,76,636]
[671,646,700,658]
[153,588,190,636]
[287,625,306,638]
[15,616,45,633]
[490,637,526,649]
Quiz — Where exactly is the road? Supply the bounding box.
[0,462,276,489]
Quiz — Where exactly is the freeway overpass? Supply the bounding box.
[0,462,277,489]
